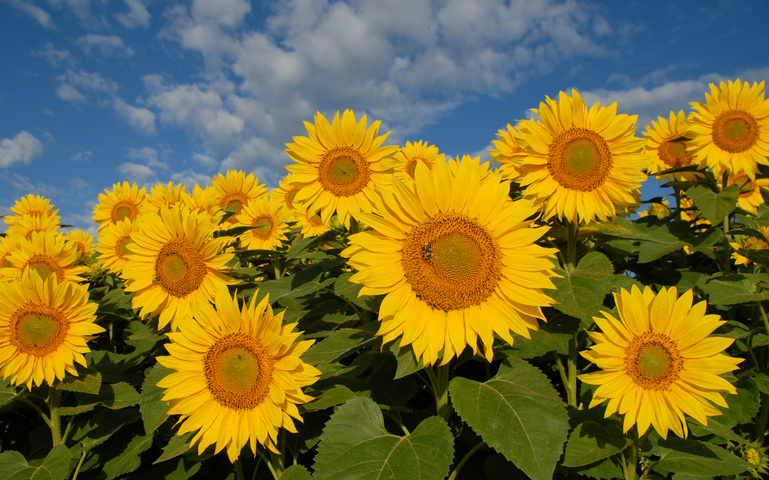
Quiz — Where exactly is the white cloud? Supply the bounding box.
[190,0,250,28]
[56,69,119,104]
[33,43,73,68]
[114,99,156,134]
[70,151,93,162]
[171,169,214,189]
[126,146,166,169]
[7,0,54,29]
[192,153,218,169]
[0,131,44,167]
[56,83,86,102]
[115,0,150,28]
[220,137,286,187]
[118,162,155,185]
[77,34,134,57]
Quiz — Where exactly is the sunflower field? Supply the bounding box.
[0,79,768,480]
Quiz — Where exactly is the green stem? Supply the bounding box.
[566,221,579,271]
[673,185,683,222]
[447,441,485,480]
[254,449,279,480]
[623,440,639,480]
[567,335,579,408]
[427,364,452,420]
[759,302,769,338]
[234,458,246,480]
[71,450,86,480]
[721,172,732,273]
[48,387,62,446]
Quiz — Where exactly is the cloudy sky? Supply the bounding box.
[1,0,768,232]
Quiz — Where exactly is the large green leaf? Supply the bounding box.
[56,367,101,394]
[313,397,453,480]
[655,437,751,477]
[686,184,740,224]
[139,363,173,434]
[562,418,631,467]
[280,465,313,480]
[548,252,614,323]
[102,433,154,480]
[449,358,569,480]
[702,274,769,306]
[303,328,375,365]
[0,445,71,480]
[0,377,18,408]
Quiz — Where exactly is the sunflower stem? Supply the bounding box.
[47,387,63,446]
[427,364,452,420]
[567,334,579,408]
[71,450,86,480]
[447,440,485,480]
[758,302,769,338]
[566,221,579,271]
[234,458,246,480]
[721,172,732,273]
[623,438,639,480]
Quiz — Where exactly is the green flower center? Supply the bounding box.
[548,128,613,191]
[204,333,274,410]
[431,233,483,285]
[252,217,273,238]
[155,239,207,297]
[11,306,69,356]
[215,347,260,395]
[111,201,138,223]
[319,147,370,197]
[636,344,672,381]
[25,255,64,282]
[625,333,682,390]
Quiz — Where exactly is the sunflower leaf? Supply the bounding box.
[0,444,71,480]
[313,397,453,480]
[56,367,102,394]
[279,465,314,480]
[655,437,751,477]
[548,252,614,324]
[562,418,631,467]
[686,184,740,225]
[139,363,173,435]
[154,431,195,464]
[450,358,569,480]
[102,433,154,480]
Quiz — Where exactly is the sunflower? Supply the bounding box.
[285,109,399,228]
[92,182,149,231]
[688,79,769,180]
[730,225,769,266]
[212,171,267,225]
[579,285,742,439]
[64,229,95,263]
[96,219,137,275]
[4,194,60,228]
[0,235,21,269]
[235,196,291,251]
[638,200,671,220]
[342,159,559,365]
[295,208,330,238]
[643,110,703,183]
[182,184,225,226]
[389,140,446,183]
[0,270,103,388]
[122,205,237,330]
[724,172,769,215]
[156,287,320,462]
[5,213,61,239]
[514,90,649,224]
[3,231,88,284]
[489,123,525,181]
[146,181,187,215]
[272,174,302,213]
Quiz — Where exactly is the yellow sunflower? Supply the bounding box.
[5,213,61,239]
[4,194,60,228]
[92,182,149,231]
[342,159,559,365]
[285,109,399,228]
[643,110,704,183]
[236,196,291,251]
[295,208,330,238]
[638,200,671,220]
[0,235,21,269]
[64,229,95,263]
[182,184,225,226]
[489,123,525,181]
[0,270,103,388]
[146,181,187,215]
[272,174,302,213]
[688,79,769,180]
[389,140,446,183]
[514,90,649,224]
[96,219,137,275]
[730,226,769,266]
[212,171,267,225]
[122,205,237,330]
[724,173,769,215]
[156,287,320,462]
[579,285,742,439]
[3,231,88,284]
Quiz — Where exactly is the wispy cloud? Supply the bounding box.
[6,0,55,29]
[0,131,44,168]
[114,99,156,134]
[77,34,134,57]
[115,0,150,29]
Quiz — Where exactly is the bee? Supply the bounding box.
[421,243,433,260]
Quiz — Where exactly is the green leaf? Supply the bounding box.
[314,397,454,480]
[303,385,358,412]
[0,445,71,480]
[655,437,751,477]
[69,407,142,452]
[0,377,18,408]
[98,382,141,410]
[702,274,769,306]
[280,465,314,480]
[562,419,631,467]
[449,358,569,480]
[504,312,579,359]
[714,373,760,428]
[56,367,101,394]
[548,252,614,323]
[303,328,374,365]
[686,184,740,224]
[154,432,195,464]
[140,363,174,434]
[334,272,378,309]
[102,433,154,480]
[390,341,425,380]
[637,222,693,263]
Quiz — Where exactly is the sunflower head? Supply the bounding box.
[514,90,649,224]
[212,170,268,225]
[64,229,95,263]
[146,181,187,215]
[285,109,399,228]
[389,140,446,182]
[579,285,742,439]
[0,270,103,388]
[4,231,88,284]
[5,194,61,228]
[489,123,525,181]
[273,174,302,212]
[730,225,769,266]
[156,287,320,462]
[96,218,137,275]
[5,213,61,239]
[643,110,704,183]
[688,79,769,180]
[92,182,148,231]
[740,440,769,479]
[235,196,291,251]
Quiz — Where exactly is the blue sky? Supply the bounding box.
[1,0,768,233]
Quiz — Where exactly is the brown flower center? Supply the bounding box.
[318,147,370,196]
[111,201,139,223]
[25,255,65,282]
[204,333,274,410]
[625,332,682,390]
[548,128,613,191]
[251,216,274,239]
[659,139,693,168]
[712,110,759,153]
[402,214,501,311]
[154,239,207,297]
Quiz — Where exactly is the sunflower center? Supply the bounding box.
[625,333,682,390]
[26,255,64,282]
[713,110,759,153]
[308,210,323,227]
[252,217,273,238]
[11,306,69,356]
[285,188,300,210]
[405,157,425,179]
[154,239,207,297]
[318,147,370,196]
[402,214,501,311]
[204,333,274,410]
[112,201,138,223]
[548,128,613,191]
[660,140,693,168]
[116,236,133,260]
